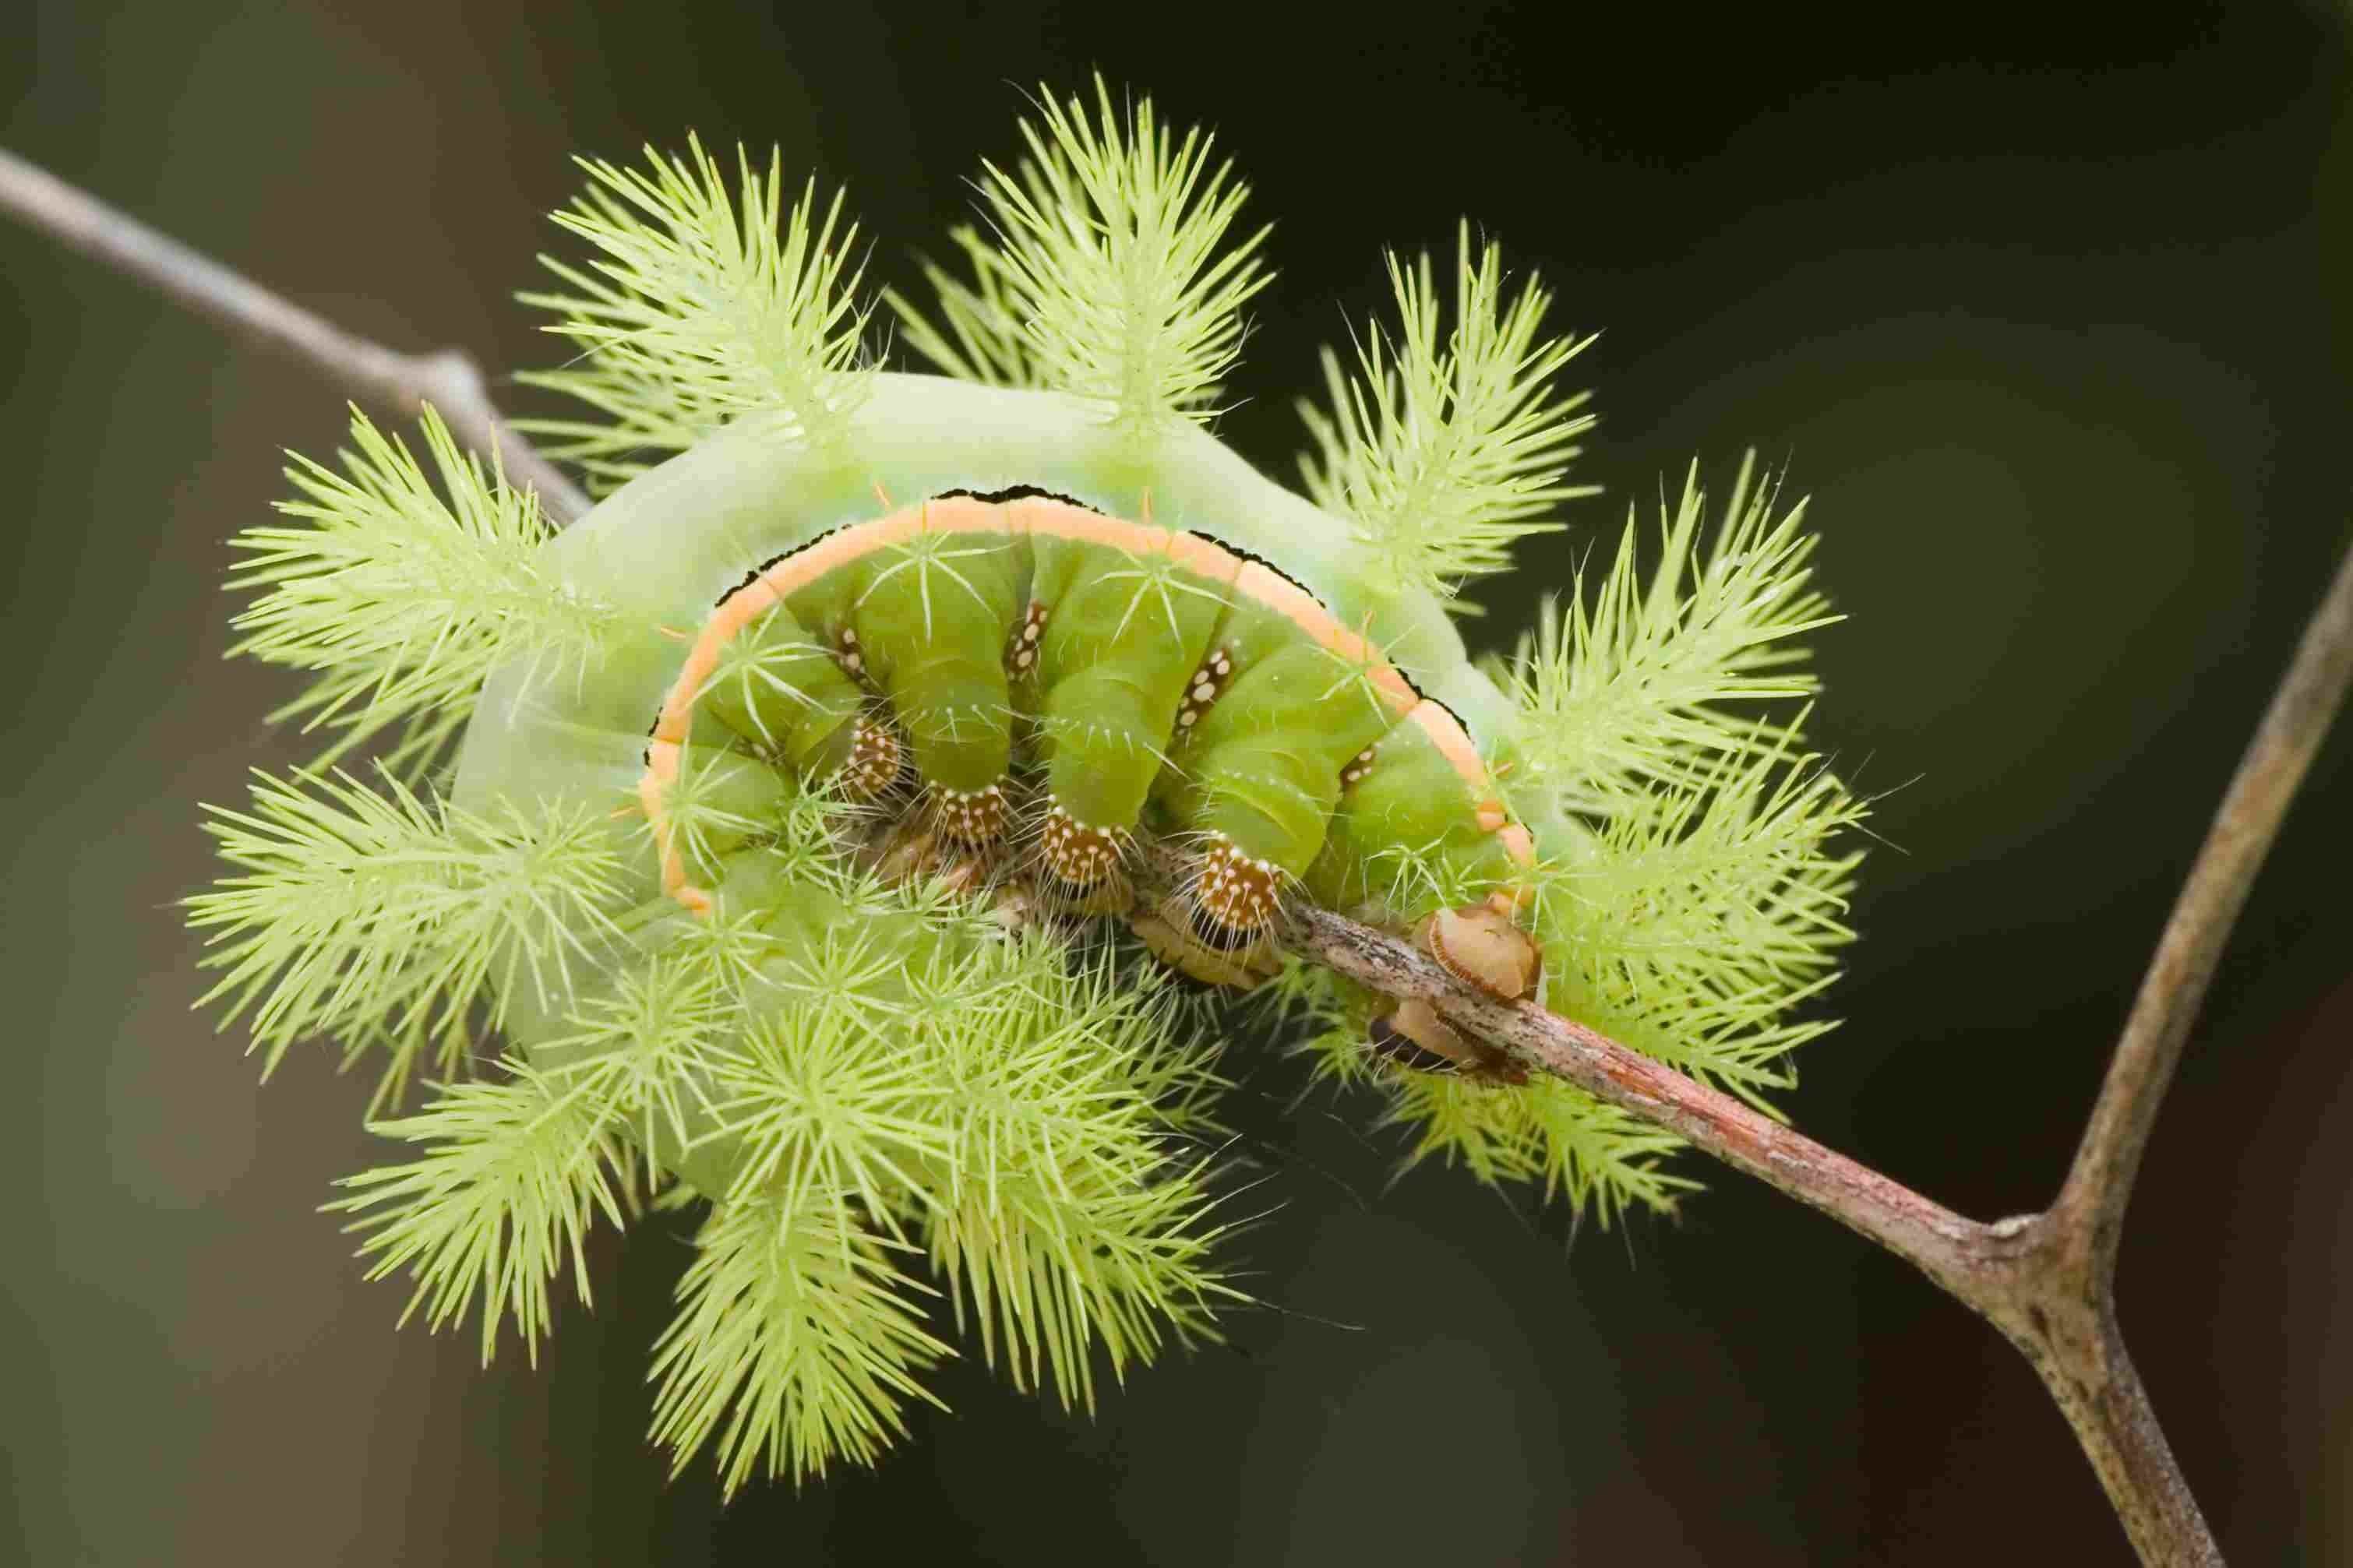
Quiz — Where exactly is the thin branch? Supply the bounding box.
[1281,894,2226,1566]
[0,146,591,523]
[1280,523,2353,1564]
[1286,896,1988,1283]
[2051,537,2353,1279]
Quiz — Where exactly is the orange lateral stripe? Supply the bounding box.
[1233,562,1419,716]
[1406,699,1508,822]
[651,576,778,745]
[640,738,711,915]
[1004,495,1251,594]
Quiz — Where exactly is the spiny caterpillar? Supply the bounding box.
[186,78,1864,1492]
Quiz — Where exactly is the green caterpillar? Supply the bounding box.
[190,79,1861,1491]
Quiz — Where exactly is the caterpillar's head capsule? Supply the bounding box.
[1420,902,1543,1002]
[1369,997,1529,1085]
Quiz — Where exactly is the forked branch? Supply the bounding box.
[13,144,2348,1568]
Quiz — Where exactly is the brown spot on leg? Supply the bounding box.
[838,719,908,802]
[1033,800,1134,915]
[1187,835,1281,948]
[930,780,1011,847]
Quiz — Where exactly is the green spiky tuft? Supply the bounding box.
[894,76,1272,435]
[1386,1075,1698,1222]
[534,951,735,1156]
[185,767,629,1108]
[327,1062,630,1365]
[915,946,1239,1409]
[518,135,873,491]
[224,406,617,773]
[707,979,955,1224]
[1299,224,1597,603]
[1277,954,1696,1224]
[1523,721,1867,1109]
[882,223,1046,390]
[649,1195,951,1493]
[1497,453,1840,813]
[1272,455,1860,1211]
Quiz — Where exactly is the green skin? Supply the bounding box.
[728,532,1498,893]
[693,603,866,776]
[1146,594,1395,876]
[775,528,1027,794]
[451,372,1541,1200]
[1025,531,1222,836]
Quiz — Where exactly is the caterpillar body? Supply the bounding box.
[193,79,1859,1491]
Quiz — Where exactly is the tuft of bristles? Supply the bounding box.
[1275,960,1694,1225]
[518,135,873,492]
[256,799,1239,1486]
[1275,454,1861,1205]
[893,75,1271,435]
[883,222,1046,392]
[1522,719,1865,1110]
[224,406,616,774]
[328,1062,629,1366]
[1498,453,1840,816]
[1485,459,1864,1129]
[1299,224,1597,602]
[185,766,630,1109]
[649,1196,951,1492]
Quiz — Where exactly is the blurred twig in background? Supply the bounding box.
[0,147,591,523]
[10,142,2348,1568]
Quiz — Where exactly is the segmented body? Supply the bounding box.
[639,491,1533,967]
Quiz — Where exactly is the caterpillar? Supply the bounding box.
[192,78,1861,1492]
[592,414,1543,1066]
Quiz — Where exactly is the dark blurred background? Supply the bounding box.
[5,2,2349,1563]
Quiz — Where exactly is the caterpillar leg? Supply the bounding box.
[1028,802,1137,916]
[1363,900,1542,1085]
[1127,893,1282,991]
